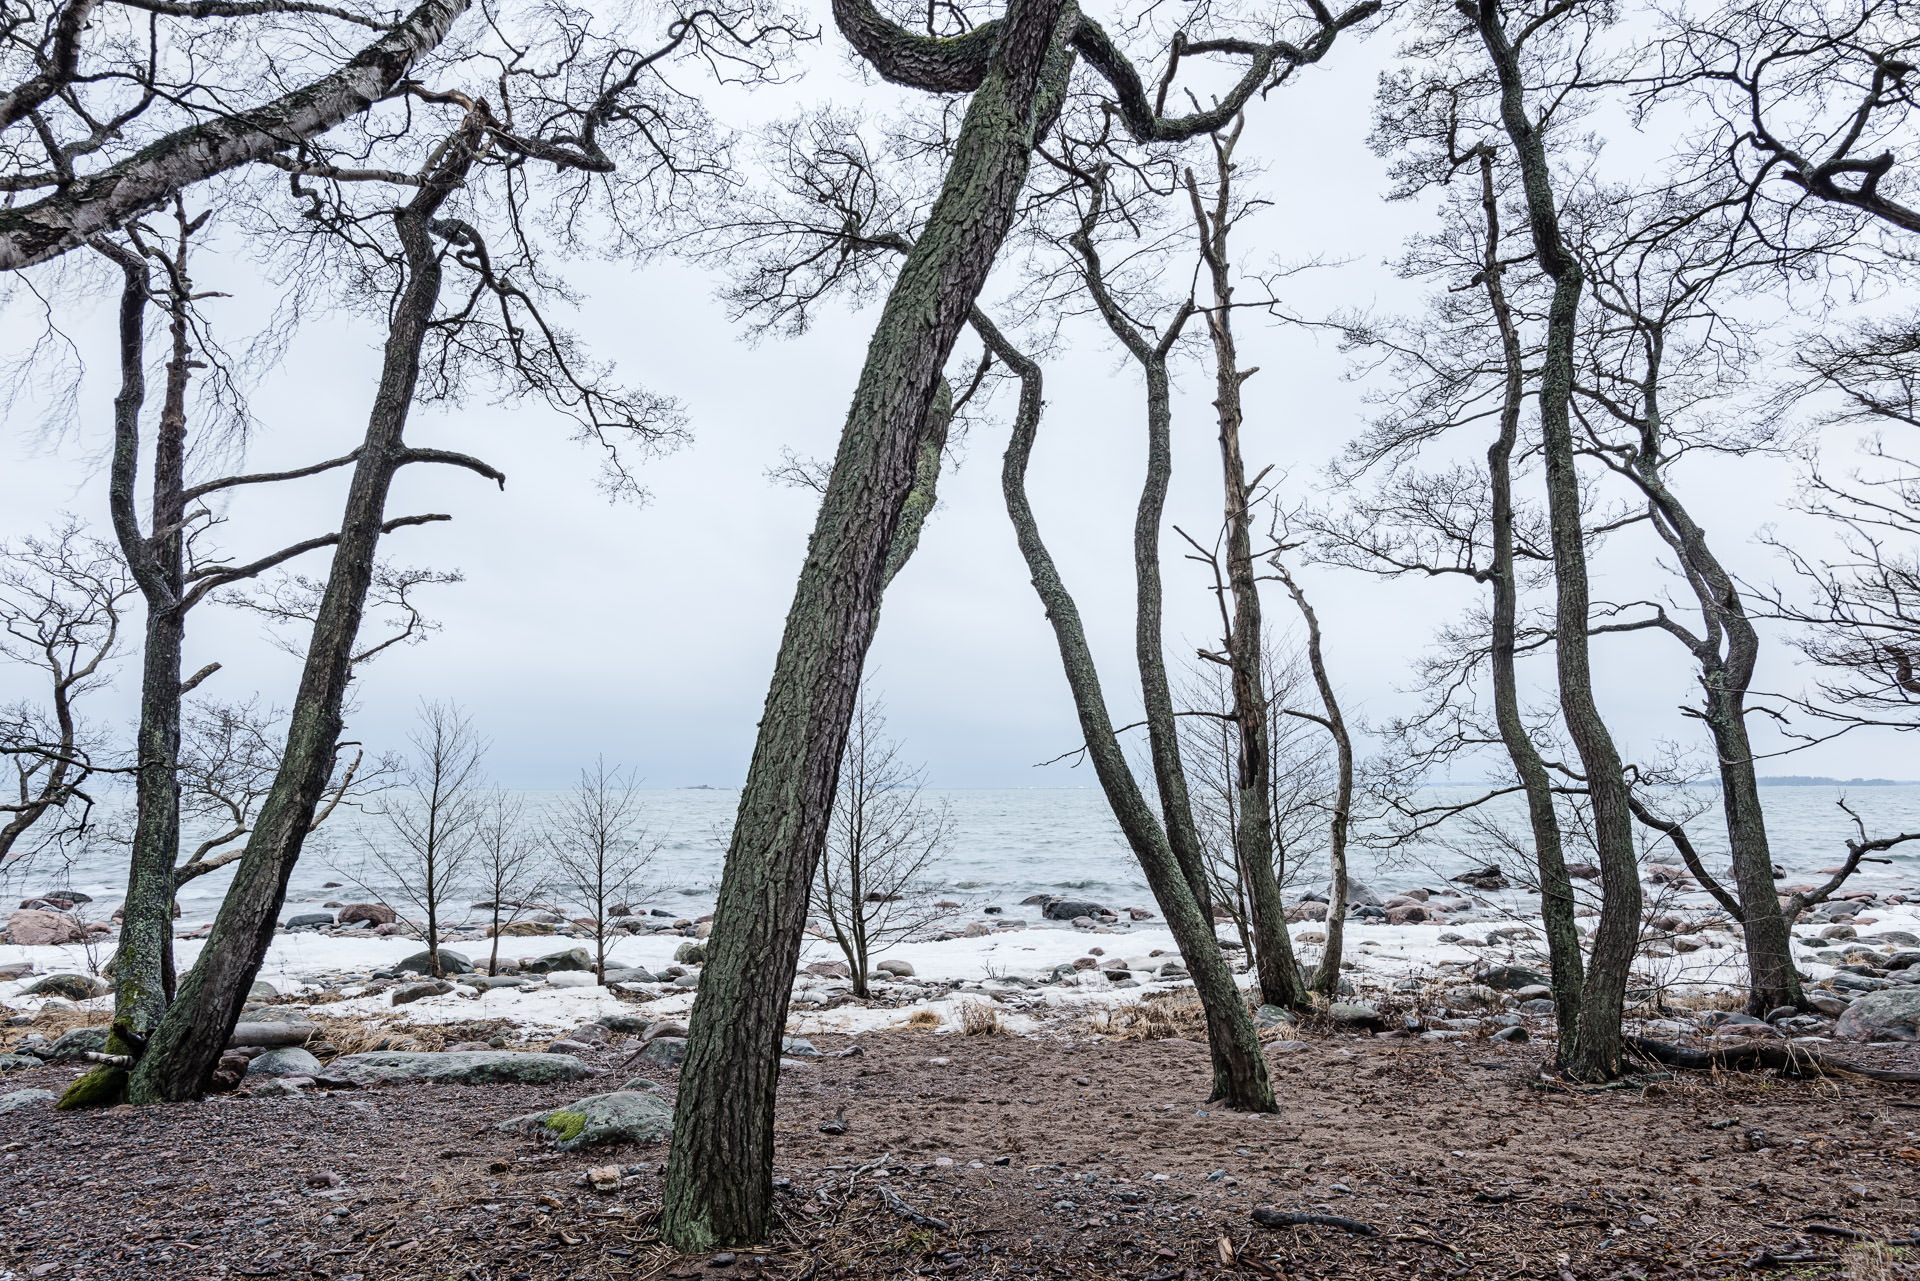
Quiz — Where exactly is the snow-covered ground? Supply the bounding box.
[7,900,1915,1037]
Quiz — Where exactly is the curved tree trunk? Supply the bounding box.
[657,1,1077,1250]
[1473,4,1640,1081]
[1470,147,1585,1063]
[981,308,1274,1111]
[1273,566,1352,1000]
[126,130,480,1105]
[1631,465,1800,1013]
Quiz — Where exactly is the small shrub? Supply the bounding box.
[904,1008,942,1029]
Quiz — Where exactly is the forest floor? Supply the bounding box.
[3,1022,1919,1281]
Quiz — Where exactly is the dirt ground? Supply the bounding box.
[3,1024,1919,1281]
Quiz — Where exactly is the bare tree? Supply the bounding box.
[548,759,655,983]
[0,520,132,866]
[116,0,777,1103]
[811,681,955,997]
[473,791,544,978]
[0,0,473,269]
[353,701,487,978]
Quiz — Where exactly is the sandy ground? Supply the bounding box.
[3,1019,1918,1281]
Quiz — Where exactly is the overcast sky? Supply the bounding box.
[0,5,1904,791]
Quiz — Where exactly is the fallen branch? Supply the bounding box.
[1804,1223,1920,1246]
[1625,1036,1920,1084]
[876,1183,949,1232]
[79,1051,134,1068]
[1251,1209,1378,1235]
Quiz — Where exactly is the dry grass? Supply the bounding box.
[903,1008,942,1029]
[1094,992,1209,1041]
[1847,1242,1900,1281]
[957,1001,1005,1036]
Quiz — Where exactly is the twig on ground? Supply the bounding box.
[1251,1208,1378,1235]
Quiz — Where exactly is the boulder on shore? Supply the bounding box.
[1834,988,1920,1042]
[1476,964,1552,991]
[338,903,397,926]
[397,949,473,976]
[523,947,592,974]
[5,909,83,946]
[43,1026,110,1060]
[1043,898,1108,922]
[24,972,108,1000]
[246,1047,324,1077]
[330,1050,591,1086]
[500,1089,673,1151]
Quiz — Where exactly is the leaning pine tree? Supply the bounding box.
[660,0,1378,1249]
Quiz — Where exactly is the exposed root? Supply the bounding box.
[1251,1208,1378,1235]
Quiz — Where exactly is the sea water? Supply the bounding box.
[10,784,1920,928]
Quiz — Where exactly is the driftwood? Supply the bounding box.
[1251,1209,1378,1235]
[226,1023,319,1050]
[876,1183,950,1232]
[1625,1035,1920,1083]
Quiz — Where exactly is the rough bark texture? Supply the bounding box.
[125,128,479,1104]
[657,0,1077,1250]
[0,0,470,270]
[1472,2,1639,1081]
[981,308,1274,1113]
[1472,148,1585,1062]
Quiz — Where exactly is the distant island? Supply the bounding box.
[1757,775,1915,787]
[679,784,725,790]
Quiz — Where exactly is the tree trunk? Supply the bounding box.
[1631,462,1799,1013]
[1471,146,1585,1063]
[1190,152,1304,1010]
[1274,567,1352,1000]
[658,2,1076,1250]
[1472,7,1639,1081]
[126,130,479,1105]
[982,308,1274,1111]
[63,245,192,1109]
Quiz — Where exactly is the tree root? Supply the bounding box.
[1251,1209,1378,1235]
[57,1063,128,1109]
[1625,1035,1920,1083]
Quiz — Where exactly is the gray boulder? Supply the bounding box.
[0,1088,56,1112]
[1328,1002,1385,1031]
[499,1090,673,1151]
[1833,988,1920,1042]
[285,912,334,929]
[673,942,706,966]
[330,1050,591,1086]
[248,981,279,1002]
[1325,879,1384,908]
[637,1037,687,1068]
[781,1036,820,1057]
[397,950,473,976]
[877,959,915,977]
[246,1047,324,1077]
[619,1077,665,1093]
[602,967,658,985]
[523,947,592,974]
[1475,964,1552,992]
[1043,899,1107,921]
[391,979,456,1005]
[44,1026,109,1060]
[593,1013,653,1034]
[0,1054,39,1071]
[25,972,108,1000]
